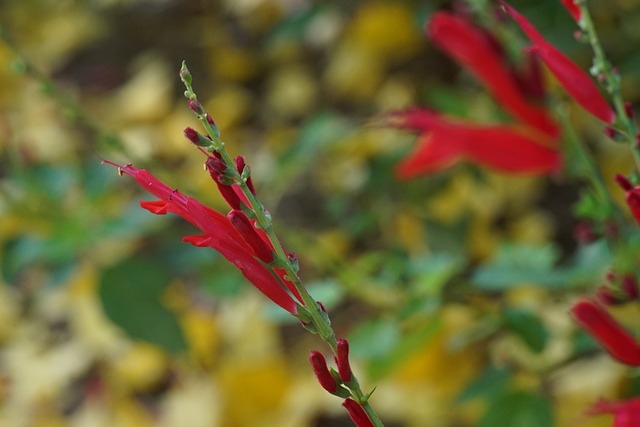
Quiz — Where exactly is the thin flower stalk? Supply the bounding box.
[106,62,385,427]
[567,0,640,169]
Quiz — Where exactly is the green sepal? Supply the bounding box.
[241,164,252,181]
[294,305,313,326]
[240,203,257,220]
[268,255,289,269]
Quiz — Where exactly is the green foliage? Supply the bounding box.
[503,307,549,353]
[472,241,611,290]
[478,391,554,427]
[99,258,186,353]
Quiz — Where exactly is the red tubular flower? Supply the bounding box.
[570,298,640,366]
[335,338,352,383]
[561,0,582,23]
[388,109,560,178]
[228,210,274,264]
[501,1,615,123]
[342,398,375,427]
[309,351,338,393]
[427,11,559,138]
[587,397,640,427]
[104,161,300,314]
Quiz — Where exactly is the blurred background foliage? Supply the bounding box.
[2,0,640,426]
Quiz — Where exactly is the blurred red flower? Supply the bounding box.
[570,298,640,366]
[587,397,640,427]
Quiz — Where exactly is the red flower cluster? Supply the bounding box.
[102,157,303,315]
[387,2,613,178]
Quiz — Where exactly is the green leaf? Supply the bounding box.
[479,391,554,427]
[457,367,511,403]
[472,241,611,290]
[503,308,549,353]
[472,243,562,289]
[99,258,186,353]
[350,316,442,380]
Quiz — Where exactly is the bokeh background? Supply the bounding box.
[2,0,640,426]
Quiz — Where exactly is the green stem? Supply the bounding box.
[577,0,640,171]
[180,61,384,426]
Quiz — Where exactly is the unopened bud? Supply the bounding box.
[188,99,205,115]
[228,210,274,264]
[235,156,256,194]
[342,398,375,427]
[183,127,211,147]
[309,351,338,393]
[335,339,352,383]
[205,157,242,209]
[179,62,192,85]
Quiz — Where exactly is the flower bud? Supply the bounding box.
[179,61,192,85]
[205,157,242,210]
[228,210,274,264]
[235,156,256,195]
[342,398,374,427]
[184,127,211,147]
[335,338,352,383]
[188,99,205,115]
[309,351,338,393]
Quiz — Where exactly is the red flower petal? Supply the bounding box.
[561,0,582,23]
[228,209,275,264]
[587,398,640,427]
[342,398,375,427]
[501,1,614,123]
[309,351,338,393]
[110,162,299,314]
[140,200,169,215]
[427,11,559,137]
[570,298,640,366]
[389,109,560,178]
